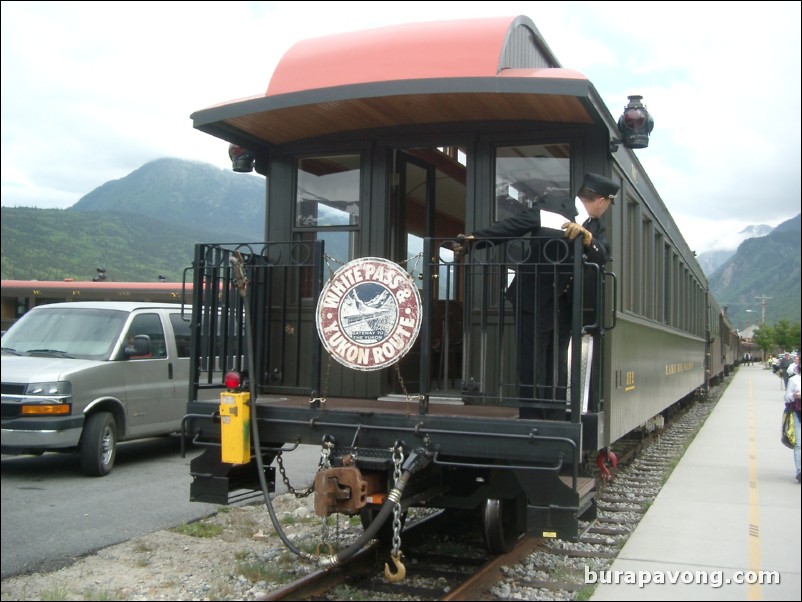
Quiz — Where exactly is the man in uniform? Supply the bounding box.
[455,173,618,418]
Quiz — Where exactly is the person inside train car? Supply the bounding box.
[784,369,801,483]
[453,173,618,419]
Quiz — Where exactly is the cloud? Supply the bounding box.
[1,1,800,254]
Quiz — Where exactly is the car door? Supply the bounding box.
[122,311,181,436]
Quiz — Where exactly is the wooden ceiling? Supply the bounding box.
[196,86,595,147]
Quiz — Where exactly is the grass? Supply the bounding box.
[279,511,326,527]
[234,556,296,585]
[574,585,596,601]
[327,584,377,601]
[171,521,225,538]
[40,581,71,601]
[80,586,120,601]
[38,582,120,601]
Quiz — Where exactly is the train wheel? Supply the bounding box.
[481,497,524,554]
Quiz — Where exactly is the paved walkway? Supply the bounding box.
[591,363,801,601]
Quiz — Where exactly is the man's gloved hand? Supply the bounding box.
[450,234,475,258]
[561,222,592,248]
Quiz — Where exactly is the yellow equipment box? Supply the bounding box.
[219,391,251,464]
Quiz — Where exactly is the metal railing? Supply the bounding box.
[186,235,605,421]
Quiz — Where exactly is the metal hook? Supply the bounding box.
[596,449,618,481]
[384,550,406,583]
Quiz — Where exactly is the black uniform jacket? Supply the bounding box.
[471,207,610,319]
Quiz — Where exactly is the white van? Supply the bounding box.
[1,301,193,476]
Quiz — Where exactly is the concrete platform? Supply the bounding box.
[591,363,801,601]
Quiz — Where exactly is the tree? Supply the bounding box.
[752,324,775,357]
[752,320,801,356]
[773,319,801,352]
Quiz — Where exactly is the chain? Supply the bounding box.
[309,256,346,408]
[393,363,424,403]
[320,439,333,469]
[323,253,347,273]
[274,437,334,498]
[318,439,334,545]
[321,513,331,545]
[310,351,333,407]
[393,363,410,399]
[397,251,424,271]
[391,442,404,557]
[275,452,314,498]
[323,352,334,401]
[334,512,341,545]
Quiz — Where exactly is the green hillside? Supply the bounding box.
[1,206,219,282]
[1,157,266,282]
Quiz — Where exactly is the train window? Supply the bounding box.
[395,147,467,300]
[654,233,665,324]
[493,144,570,224]
[642,217,654,320]
[295,154,361,228]
[624,195,641,315]
[671,252,680,328]
[314,230,356,265]
[296,230,358,298]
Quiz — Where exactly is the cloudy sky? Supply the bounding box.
[2,1,800,253]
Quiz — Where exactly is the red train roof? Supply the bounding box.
[192,15,602,147]
[268,16,529,96]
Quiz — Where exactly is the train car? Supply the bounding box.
[707,295,740,383]
[0,279,190,332]
[182,15,737,563]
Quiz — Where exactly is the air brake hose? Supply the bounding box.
[230,255,313,561]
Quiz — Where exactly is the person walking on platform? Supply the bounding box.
[788,353,800,377]
[778,352,792,389]
[784,370,801,483]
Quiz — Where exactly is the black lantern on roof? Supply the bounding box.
[611,95,654,152]
[228,144,255,173]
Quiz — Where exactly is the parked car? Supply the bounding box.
[1,301,193,476]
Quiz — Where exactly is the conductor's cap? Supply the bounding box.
[579,173,619,201]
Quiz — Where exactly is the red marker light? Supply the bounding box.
[224,371,241,390]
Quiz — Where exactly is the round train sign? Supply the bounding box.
[316,257,422,371]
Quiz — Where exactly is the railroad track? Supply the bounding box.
[484,389,724,600]
[264,518,543,601]
[257,382,726,601]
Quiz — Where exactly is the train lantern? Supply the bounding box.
[615,95,654,150]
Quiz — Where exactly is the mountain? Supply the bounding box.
[696,223,774,276]
[1,158,264,282]
[1,206,221,282]
[70,158,265,240]
[708,214,801,330]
